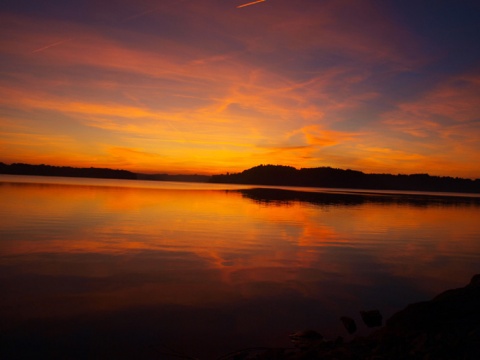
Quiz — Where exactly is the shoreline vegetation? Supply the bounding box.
[210,164,480,194]
[1,162,479,194]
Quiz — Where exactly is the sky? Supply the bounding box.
[1,0,480,177]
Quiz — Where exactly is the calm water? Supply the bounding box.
[1,175,480,359]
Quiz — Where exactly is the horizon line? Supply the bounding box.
[1,161,479,181]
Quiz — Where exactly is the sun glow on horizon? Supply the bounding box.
[1,1,480,178]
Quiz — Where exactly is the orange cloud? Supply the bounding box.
[376,73,480,177]
[1,3,479,177]
[385,76,480,128]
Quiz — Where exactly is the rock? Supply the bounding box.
[340,316,357,334]
[373,274,480,359]
[289,329,323,349]
[469,274,480,287]
[360,310,383,328]
[224,275,480,360]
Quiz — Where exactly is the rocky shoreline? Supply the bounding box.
[224,274,480,360]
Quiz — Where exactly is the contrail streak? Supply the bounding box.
[237,0,266,9]
[32,38,74,53]
[124,8,159,21]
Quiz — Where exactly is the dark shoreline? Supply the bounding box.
[211,165,480,194]
[2,162,480,194]
[2,275,478,359]
[2,174,480,205]
[222,275,480,360]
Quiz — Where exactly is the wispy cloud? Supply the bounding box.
[382,73,480,144]
[1,1,479,176]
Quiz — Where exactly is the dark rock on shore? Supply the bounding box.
[288,330,323,349]
[370,274,480,360]
[360,310,383,328]
[340,316,357,334]
[236,274,480,360]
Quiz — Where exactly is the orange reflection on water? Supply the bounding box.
[1,179,480,326]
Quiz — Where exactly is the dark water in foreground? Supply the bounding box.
[1,175,479,359]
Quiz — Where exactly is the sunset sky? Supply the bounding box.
[1,0,480,177]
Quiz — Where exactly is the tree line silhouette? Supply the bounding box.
[0,163,210,182]
[210,164,480,193]
[0,163,137,180]
[2,162,479,193]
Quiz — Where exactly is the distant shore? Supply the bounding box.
[1,162,479,194]
[0,162,209,183]
[211,164,480,194]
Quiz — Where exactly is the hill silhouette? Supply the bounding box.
[2,162,479,193]
[210,164,480,193]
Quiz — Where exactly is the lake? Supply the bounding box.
[1,175,479,359]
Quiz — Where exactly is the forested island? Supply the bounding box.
[1,162,480,193]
